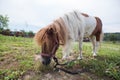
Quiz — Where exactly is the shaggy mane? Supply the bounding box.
[34,17,68,46]
[54,17,68,45]
[34,27,48,46]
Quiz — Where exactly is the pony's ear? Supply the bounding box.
[47,27,54,35]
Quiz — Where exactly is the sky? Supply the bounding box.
[0,0,120,33]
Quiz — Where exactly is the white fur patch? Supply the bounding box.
[61,11,96,41]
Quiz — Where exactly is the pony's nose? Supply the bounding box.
[42,58,51,65]
[42,61,47,65]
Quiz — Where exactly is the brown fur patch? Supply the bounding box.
[81,13,89,17]
[91,17,102,41]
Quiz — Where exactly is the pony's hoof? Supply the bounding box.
[77,56,83,60]
[93,54,97,57]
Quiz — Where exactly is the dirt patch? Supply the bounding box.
[18,54,112,80]
[21,70,88,80]
[21,69,111,80]
[0,53,19,69]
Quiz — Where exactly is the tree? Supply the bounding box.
[109,34,117,43]
[28,31,34,37]
[20,30,26,37]
[2,29,11,35]
[0,15,9,32]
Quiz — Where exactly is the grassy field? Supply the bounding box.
[0,34,120,80]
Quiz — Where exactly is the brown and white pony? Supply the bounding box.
[34,11,103,65]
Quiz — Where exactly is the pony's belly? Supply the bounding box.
[84,32,90,37]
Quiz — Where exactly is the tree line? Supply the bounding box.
[0,15,34,37]
[104,33,120,42]
[0,29,35,37]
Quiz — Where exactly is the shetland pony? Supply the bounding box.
[34,11,103,65]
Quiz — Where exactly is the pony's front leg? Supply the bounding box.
[62,40,72,59]
[78,36,83,59]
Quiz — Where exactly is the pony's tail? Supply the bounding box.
[100,30,104,46]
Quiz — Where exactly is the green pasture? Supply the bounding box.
[0,34,120,80]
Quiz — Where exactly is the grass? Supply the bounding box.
[72,42,120,80]
[0,34,120,80]
[0,35,40,80]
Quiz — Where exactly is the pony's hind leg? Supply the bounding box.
[90,36,100,57]
[90,36,97,56]
[95,34,101,56]
[62,40,72,59]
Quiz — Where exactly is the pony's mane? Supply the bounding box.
[61,11,84,40]
[34,18,68,46]
[54,18,68,45]
[34,27,48,46]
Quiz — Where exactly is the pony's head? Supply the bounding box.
[34,24,59,65]
[34,18,67,65]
